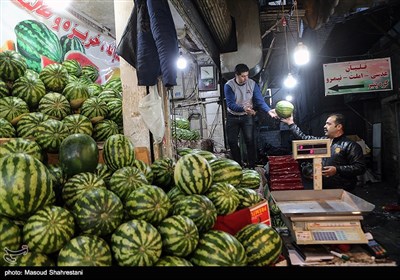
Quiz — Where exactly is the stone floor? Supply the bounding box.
[352,182,400,266]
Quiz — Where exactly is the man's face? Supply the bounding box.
[236,71,249,85]
[324,116,340,138]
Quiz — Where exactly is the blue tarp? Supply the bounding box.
[117,0,178,87]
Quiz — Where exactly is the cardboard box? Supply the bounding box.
[212,200,271,235]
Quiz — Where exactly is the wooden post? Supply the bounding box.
[313,158,323,190]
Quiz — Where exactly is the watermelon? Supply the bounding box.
[205,182,240,215]
[209,158,243,187]
[155,256,193,266]
[0,79,10,98]
[0,217,21,266]
[81,65,99,82]
[125,185,171,225]
[174,153,213,195]
[0,96,29,125]
[0,50,27,81]
[190,230,247,266]
[111,219,162,266]
[62,80,90,109]
[10,252,55,266]
[62,114,93,136]
[71,188,124,236]
[22,205,75,254]
[151,158,176,190]
[240,169,262,189]
[133,159,154,183]
[0,137,43,162]
[62,59,82,77]
[92,119,119,141]
[0,118,16,138]
[58,235,112,266]
[38,92,71,120]
[39,63,69,92]
[235,223,283,266]
[0,153,54,219]
[167,186,186,207]
[94,163,113,187]
[34,119,69,153]
[16,112,50,138]
[80,97,109,123]
[172,194,217,233]
[103,133,135,172]
[157,215,199,257]
[109,166,149,202]
[11,75,46,109]
[275,100,294,118]
[14,19,63,72]
[237,188,263,209]
[59,133,99,178]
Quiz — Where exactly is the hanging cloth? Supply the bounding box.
[117,0,178,87]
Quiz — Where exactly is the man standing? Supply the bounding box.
[224,63,278,168]
[281,113,366,190]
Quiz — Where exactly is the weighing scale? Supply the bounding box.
[271,139,375,245]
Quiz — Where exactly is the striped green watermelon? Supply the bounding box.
[275,100,294,118]
[240,169,261,189]
[205,182,240,215]
[107,98,123,125]
[0,50,27,81]
[24,69,40,80]
[81,65,99,82]
[10,252,55,266]
[190,149,217,162]
[94,163,113,187]
[0,137,43,162]
[155,256,193,266]
[157,215,199,257]
[80,97,109,123]
[167,186,186,207]
[133,159,154,184]
[173,194,217,233]
[235,223,283,266]
[151,157,176,190]
[62,80,90,109]
[209,158,243,187]
[59,133,99,178]
[62,59,82,77]
[0,79,10,98]
[39,63,69,92]
[0,96,29,125]
[72,188,124,236]
[38,92,71,120]
[87,82,103,97]
[237,188,263,209]
[0,153,54,219]
[34,119,69,153]
[190,230,247,266]
[109,166,148,202]
[0,118,16,137]
[58,235,112,266]
[16,112,50,138]
[103,77,122,92]
[22,205,75,254]
[59,35,85,57]
[125,185,171,225]
[62,114,93,136]
[111,219,162,266]
[15,19,63,72]
[174,153,213,195]
[98,88,122,103]
[62,172,106,208]
[177,147,193,157]
[92,119,119,141]
[11,75,46,109]
[0,217,21,266]
[103,133,135,172]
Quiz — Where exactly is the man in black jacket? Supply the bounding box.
[281,113,366,191]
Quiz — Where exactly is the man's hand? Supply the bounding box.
[244,106,256,116]
[268,109,279,119]
[280,114,294,125]
[322,166,337,177]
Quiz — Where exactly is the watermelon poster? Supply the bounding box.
[0,0,120,84]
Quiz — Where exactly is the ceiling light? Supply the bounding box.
[284,73,297,88]
[176,52,187,70]
[285,95,293,102]
[294,42,310,66]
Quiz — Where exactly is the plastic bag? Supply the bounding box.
[138,86,165,144]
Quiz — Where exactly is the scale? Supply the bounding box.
[271,139,375,245]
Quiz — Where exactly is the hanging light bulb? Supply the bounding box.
[284,73,297,88]
[293,42,310,66]
[176,52,187,70]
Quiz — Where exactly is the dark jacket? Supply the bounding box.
[289,124,366,190]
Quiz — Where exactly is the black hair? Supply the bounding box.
[329,113,345,131]
[234,64,249,75]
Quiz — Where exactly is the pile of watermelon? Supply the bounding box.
[0,130,283,266]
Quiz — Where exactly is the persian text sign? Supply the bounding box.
[323,58,392,96]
